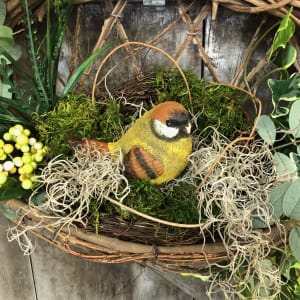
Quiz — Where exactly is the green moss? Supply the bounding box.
[34,94,124,158]
[153,69,249,139]
[115,180,199,224]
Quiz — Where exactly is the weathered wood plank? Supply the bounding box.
[29,237,193,300]
[144,263,225,300]
[0,216,36,300]
[204,7,263,83]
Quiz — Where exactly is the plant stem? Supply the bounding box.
[243,21,280,92]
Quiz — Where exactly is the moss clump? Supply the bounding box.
[117,180,199,224]
[34,94,124,158]
[154,69,249,139]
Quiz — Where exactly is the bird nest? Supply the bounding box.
[2,39,289,274]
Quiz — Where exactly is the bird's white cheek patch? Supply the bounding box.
[186,122,191,134]
[153,120,179,139]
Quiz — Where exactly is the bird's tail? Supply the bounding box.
[68,136,109,153]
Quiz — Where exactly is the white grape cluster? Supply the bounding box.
[0,124,48,190]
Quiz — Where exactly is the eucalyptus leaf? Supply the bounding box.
[256,115,276,145]
[290,153,300,177]
[289,226,300,262]
[289,101,300,138]
[274,152,297,180]
[269,8,295,60]
[282,178,300,219]
[252,217,268,229]
[0,0,6,25]
[0,204,19,220]
[269,73,300,118]
[269,181,292,218]
[257,259,274,297]
[30,191,46,205]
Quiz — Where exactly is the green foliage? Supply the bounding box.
[34,95,125,158]
[271,250,300,299]
[0,0,115,129]
[0,0,22,63]
[289,100,300,138]
[269,8,295,61]
[0,0,23,122]
[289,227,300,263]
[117,180,199,224]
[0,26,22,63]
[256,115,276,145]
[96,99,124,141]
[269,73,300,119]
[0,177,30,201]
[34,94,123,157]
[256,12,300,274]
[269,181,290,218]
[0,203,19,219]
[154,69,249,139]
[60,41,118,99]
[282,178,300,219]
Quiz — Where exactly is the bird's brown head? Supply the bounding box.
[150,101,191,140]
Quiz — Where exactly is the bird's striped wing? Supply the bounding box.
[124,146,164,181]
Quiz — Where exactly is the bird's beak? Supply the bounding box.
[180,122,191,135]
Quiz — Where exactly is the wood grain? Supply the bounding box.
[0,216,36,300]
[30,237,193,300]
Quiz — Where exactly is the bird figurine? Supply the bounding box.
[74,101,192,185]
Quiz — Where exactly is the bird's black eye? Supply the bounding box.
[166,120,172,127]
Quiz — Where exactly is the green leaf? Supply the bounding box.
[30,191,46,205]
[269,8,295,60]
[269,74,300,118]
[289,226,300,262]
[256,115,276,145]
[0,204,18,220]
[0,0,6,25]
[0,80,12,98]
[252,216,268,229]
[0,177,29,201]
[291,262,300,269]
[273,45,297,69]
[0,113,31,125]
[60,41,118,98]
[0,25,13,40]
[274,152,297,180]
[289,101,300,138]
[282,178,300,219]
[269,181,292,218]
[181,273,210,281]
[0,26,22,61]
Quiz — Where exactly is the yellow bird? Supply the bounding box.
[80,101,192,185]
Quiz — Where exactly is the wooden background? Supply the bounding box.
[0,1,288,299]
